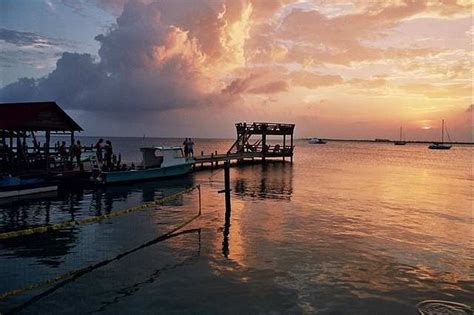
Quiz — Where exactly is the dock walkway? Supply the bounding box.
[193,151,292,169]
[192,122,295,169]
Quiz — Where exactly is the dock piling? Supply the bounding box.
[224,161,231,213]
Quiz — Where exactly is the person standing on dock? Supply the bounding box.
[58,141,68,165]
[104,140,113,167]
[95,138,104,163]
[183,138,189,158]
[188,138,195,157]
[72,140,83,171]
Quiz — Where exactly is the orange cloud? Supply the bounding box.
[291,71,344,89]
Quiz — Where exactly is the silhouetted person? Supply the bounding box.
[95,138,104,163]
[188,138,195,157]
[183,138,189,158]
[72,140,82,170]
[104,140,113,167]
[58,141,68,165]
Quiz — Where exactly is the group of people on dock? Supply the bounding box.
[183,138,195,158]
[94,139,114,167]
[53,138,116,171]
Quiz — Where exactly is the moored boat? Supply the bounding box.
[93,146,193,184]
[428,143,452,150]
[0,175,58,199]
[394,126,406,145]
[308,137,327,144]
[429,120,452,150]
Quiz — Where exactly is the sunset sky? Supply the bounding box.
[0,0,472,141]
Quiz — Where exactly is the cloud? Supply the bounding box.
[346,77,387,89]
[0,28,64,47]
[291,71,344,89]
[1,0,472,141]
[222,73,289,95]
[248,80,289,94]
[0,28,75,80]
[0,0,251,112]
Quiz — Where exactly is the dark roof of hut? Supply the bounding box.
[0,101,83,131]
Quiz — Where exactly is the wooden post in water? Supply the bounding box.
[45,130,50,171]
[290,132,293,163]
[283,134,286,163]
[224,161,231,213]
[262,124,267,163]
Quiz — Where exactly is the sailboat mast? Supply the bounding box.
[400,126,402,141]
[441,120,444,143]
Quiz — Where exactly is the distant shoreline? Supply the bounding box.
[301,138,474,145]
[48,134,474,145]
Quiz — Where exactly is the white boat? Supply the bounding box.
[93,146,194,184]
[308,137,327,144]
[429,120,452,150]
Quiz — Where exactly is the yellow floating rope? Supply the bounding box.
[0,185,203,301]
[0,216,201,301]
[0,185,200,240]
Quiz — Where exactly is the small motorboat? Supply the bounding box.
[429,120,452,150]
[308,137,327,144]
[93,146,194,184]
[0,175,58,199]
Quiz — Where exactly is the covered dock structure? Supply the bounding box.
[0,101,83,175]
[194,122,295,168]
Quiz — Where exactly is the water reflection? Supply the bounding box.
[9,228,202,314]
[222,203,231,258]
[0,176,195,267]
[234,163,293,200]
[92,229,201,314]
[1,228,78,267]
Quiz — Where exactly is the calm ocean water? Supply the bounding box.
[0,137,472,314]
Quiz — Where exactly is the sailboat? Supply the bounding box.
[394,126,406,145]
[428,120,452,150]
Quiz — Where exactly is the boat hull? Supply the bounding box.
[394,141,406,145]
[308,140,327,144]
[428,144,452,150]
[0,183,58,199]
[97,163,193,184]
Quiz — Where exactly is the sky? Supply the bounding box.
[0,0,472,141]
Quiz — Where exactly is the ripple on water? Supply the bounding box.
[417,300,472,315]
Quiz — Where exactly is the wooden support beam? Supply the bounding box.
[262,124,267,163]
[290,133,293,163]
[45,130,50,171]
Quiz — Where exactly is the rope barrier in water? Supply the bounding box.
[0,187,203,301]
[0,185,201,240]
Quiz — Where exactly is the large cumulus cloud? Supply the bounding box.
[0,0,254,111]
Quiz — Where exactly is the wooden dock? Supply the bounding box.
[192,122,295,169]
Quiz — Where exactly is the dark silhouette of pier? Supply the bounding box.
[193,122,295,169]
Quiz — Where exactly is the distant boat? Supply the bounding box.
[308,137,327,144]
[428,120,452,150]
[93,146,193,184]
[394,126,406,145]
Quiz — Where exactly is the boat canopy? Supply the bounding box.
[140,146,185,168]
